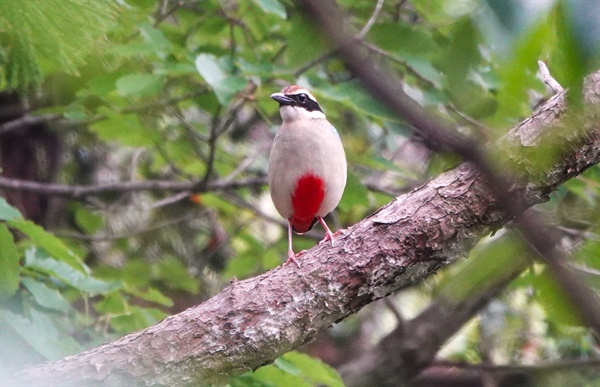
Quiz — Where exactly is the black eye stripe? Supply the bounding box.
[289,93,322,112]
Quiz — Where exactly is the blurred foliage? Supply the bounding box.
[0,0,599,384]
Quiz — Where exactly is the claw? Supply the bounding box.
[284,249,306,267]
[318,216,336,246]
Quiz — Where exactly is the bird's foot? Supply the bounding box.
[284,249,306,267]
[319,228,339,247]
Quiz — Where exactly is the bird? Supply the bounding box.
[268,85,347,267]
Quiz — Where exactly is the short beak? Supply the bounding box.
[270,92,294,106]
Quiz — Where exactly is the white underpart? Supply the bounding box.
[268,106,346,220]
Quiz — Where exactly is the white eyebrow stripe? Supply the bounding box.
[286,88,318,103]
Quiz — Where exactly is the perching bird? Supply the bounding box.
[268,85,347,266]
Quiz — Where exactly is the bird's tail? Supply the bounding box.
[291,217,318,234]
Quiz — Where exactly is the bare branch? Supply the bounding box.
[0,176,267,199]
[356,0,384,39]
[294,0,383,77]
[0,114,59,135]
[538,60,564,93]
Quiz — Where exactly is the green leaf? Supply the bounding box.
[201,192,239,214]
[252,364,311,387]
[488,15,553,127]
[21,277,72,312]
[121,259,153,287]
[139,22,171,56]
[116,73,165,97]
[0,224,20,297]
[577,239,600,271]
[252,0,287,19]
[314,81,397,120]
[194,54,247,105]
[78,72,123,97]
[74,206,104,234]
[0,197,23,221]
[440,235,531,304]
[534,269,584,327]
[90,108,160,147]
[281,351,344,387]
[229,373,275,387]
[154,257,199,294]
[285,14,326,66]
[338,171,369,212]
[274,357,302,376]
[24,248,117,295]
[94,292,126,315]
[109,307,164,333]
[242,351,343,387]
[125,285,173,307]
[374,22,438,53]
[9,219,87,273]
[0,308,81,360]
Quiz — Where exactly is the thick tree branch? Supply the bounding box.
[12,71,600,384]
[300,0,600,332]
[341,232,534,386]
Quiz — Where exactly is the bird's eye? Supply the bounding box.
[298,94,307,102]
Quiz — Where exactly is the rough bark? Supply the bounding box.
[9,70,600,385]
[340,233,533,386]
[302,0,600,332]
[340,70,600,387]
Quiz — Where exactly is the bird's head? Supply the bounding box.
[271,85,326,122]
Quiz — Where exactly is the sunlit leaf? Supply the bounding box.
[252,0,287,19]
[109,307,164,333]
[125,285,174,307]
[116,73,165,97]
[94,292,126,315]
[534,269,585,327]
[0,197,23,221]
[0,308,81,360]
[21,278,72,313]
[281,351,344,387]
[24,248,117,295]
[9,220,87,273]
[74,206,104,234]
[154,257,199,294]
[0,224,20,297]
[195,53,246,105]
[338,171,369,212]
[90,108,161,147]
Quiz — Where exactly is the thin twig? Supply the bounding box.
[0,89,208,135]
[151,191,193,209]
[0,175,266,199]
[293,0,384,77]
[538,60,564,93]
[0,114,60,135]
[357,0,384,39]
[153,0,182,27]
[55,212,195,242]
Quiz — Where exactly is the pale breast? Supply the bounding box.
[268,118,347,219]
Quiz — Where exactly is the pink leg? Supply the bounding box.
[318,216,336,246]
[285,220,302,267]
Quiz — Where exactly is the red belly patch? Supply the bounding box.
[291,174,325,233]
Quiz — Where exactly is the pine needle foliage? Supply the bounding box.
[0,0,117,93]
